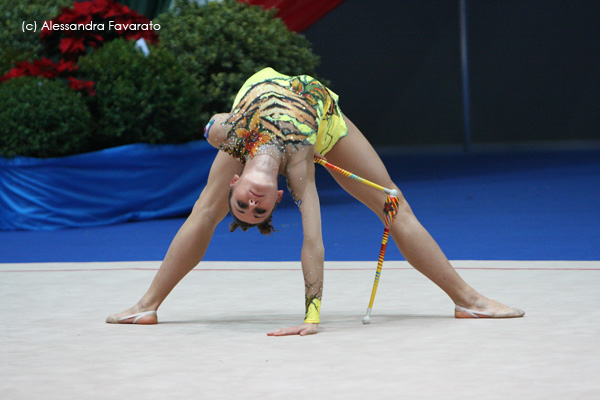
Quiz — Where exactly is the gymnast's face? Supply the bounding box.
[229,173,283,224]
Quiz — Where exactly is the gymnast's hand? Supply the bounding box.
[267,323,318,337]
[313,151,326,162]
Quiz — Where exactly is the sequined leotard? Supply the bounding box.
[218,68,348,163]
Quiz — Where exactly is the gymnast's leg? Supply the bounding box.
[106,151,244,324]
[323,115,524,318]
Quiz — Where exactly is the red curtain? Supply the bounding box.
[239,0,345,32]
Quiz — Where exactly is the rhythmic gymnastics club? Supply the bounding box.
[362,196,399,324]
[313,156,399,197]
[313,156,400,324]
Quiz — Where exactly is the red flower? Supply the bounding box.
[89,0,113,15]
[104,2,129,19]
[60,36,86,56]
[0,58,78,82]
[67,77,96,96]
[0,68,23,82]
[40,24,53,39]
[73,1,96,16]
[55,59,78,74]
[78,14,94,25]
[56,7,80,24]
[85,33,105,49]
[12,60,39,76]
[40,0,159,59]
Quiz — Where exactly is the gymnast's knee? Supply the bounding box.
[383,187,415,220]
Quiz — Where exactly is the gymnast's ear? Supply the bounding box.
[276,189,283,203]
[230,174,240,187]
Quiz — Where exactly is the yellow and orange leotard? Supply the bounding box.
[219,67,348,163]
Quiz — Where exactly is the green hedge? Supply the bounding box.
[0,77,92,158]
[77,39,203,150]
[1,0,325,158]
[0,0,71,74]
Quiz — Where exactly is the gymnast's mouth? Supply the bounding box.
[250,191,264,198]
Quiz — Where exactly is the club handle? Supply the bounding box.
[314,156,398,197]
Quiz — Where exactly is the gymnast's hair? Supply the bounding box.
[228,188,279,236]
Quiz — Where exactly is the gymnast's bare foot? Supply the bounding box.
[454,296,525,319]
[106,304,158,325]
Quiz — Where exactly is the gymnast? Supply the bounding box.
[107,67,524,335]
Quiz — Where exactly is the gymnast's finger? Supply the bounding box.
[267,326,299,336]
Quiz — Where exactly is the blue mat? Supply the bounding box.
[1,149,598,262]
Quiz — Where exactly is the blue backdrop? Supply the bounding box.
[0,141,215,230]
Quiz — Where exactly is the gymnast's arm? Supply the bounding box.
[267,150,324,336]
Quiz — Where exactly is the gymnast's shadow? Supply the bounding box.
[363,314,453,323]
[321,313,453,329]
[159,313,451,330]
[159,314,299,328]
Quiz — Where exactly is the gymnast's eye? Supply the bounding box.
[237,201,247,209]
[255,208,267,215]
